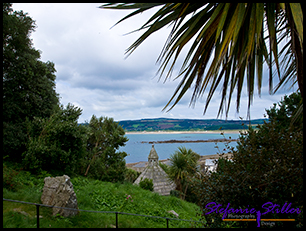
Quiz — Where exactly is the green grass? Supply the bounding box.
[3,162,203,228]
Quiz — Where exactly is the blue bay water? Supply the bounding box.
[119,132,240,163]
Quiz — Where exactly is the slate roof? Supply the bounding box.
[148,144,159,159]
[134,145,176,196]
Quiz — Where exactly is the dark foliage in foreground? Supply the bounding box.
[193,92,303,228]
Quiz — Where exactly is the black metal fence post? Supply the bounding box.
[36,204,40,228]
[166,218,169,228]
[115,212,118,228]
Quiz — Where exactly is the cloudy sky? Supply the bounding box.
[12,3,297,123]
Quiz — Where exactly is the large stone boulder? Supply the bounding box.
[41,175,79,217]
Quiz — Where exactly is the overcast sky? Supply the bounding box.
[12,3,297,123]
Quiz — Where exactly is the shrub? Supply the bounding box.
[3,163,22,191]
[124,168,141,183]
[84,149,127,182]
[170,190,183,198]
[139,178,154,191]
[3,160,46,192]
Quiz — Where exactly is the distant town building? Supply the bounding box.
[204,159,218,173]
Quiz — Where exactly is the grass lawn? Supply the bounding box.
[3,162,203,228]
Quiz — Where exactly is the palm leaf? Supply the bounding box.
[266,3,281,84]
[101,3,164,27]
[157,4,215,80]
[101,3,303,118]
[289,3,303,45]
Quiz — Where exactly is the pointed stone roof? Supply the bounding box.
[134,145,176,196]
[148,144,159,160]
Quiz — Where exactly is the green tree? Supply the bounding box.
[22,104,88,176]
[83,115,128,182]
[101,3,303,117]
[266,91,303,128]
[168,146,200,200]
[193,92,303,228]
[3,3,59,161]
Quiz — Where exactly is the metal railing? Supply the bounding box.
[3,198,202,228]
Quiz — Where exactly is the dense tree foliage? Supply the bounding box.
[193,92,303,228]
[3,3,59,161]
[265,92,303,129]
[22,104,88,176]
[81,115,129,182]
[2,3,133,185]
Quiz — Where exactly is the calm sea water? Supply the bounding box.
[119,132,240,163]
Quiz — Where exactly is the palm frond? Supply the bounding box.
[289,3,303,45]
[101,3,303,118]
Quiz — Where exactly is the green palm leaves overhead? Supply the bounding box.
[101,3,303,118]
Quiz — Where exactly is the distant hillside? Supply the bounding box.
[117,118,268,132]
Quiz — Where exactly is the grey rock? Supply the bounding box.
[167,210,179,218]
[41,175,78,217]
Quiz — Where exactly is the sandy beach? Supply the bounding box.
[125,130,246,135]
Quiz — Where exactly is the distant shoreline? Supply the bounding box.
[126,153,234,170]
[140,138,238,144]
[125,130,247,135]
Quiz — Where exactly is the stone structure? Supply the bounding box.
[41,175,79,217]
[134,145,176,196]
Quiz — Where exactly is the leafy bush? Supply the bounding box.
[124,168,141,183]
[139,178,154,191]
[3,163,23,191]
[84,149,127,183]
[22,104,88,175]
[70,176,90,190]
[170,189,183,198]
[193,92,303,228]
[3,160,47,193]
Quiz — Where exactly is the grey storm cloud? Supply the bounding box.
[12,3,298,122]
